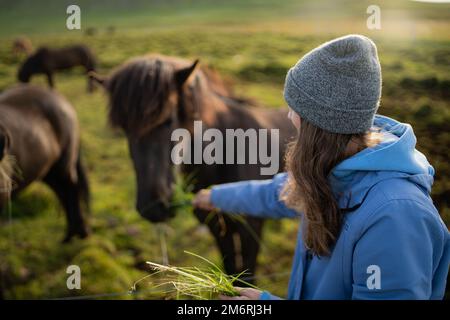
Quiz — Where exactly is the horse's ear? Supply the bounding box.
[88,71,107,88]
[175,59,199,87]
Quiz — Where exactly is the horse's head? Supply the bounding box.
[90,55,200,222]
[17,49,44,83]
[17,60,31,83]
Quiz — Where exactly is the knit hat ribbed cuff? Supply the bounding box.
[284,70,378,134]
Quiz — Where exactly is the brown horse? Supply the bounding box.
[12,37,33,57]
[90,54,295,281]
[17,45,97,92]
[0,85,90,242]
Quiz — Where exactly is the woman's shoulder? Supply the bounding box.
[346,177,446,240]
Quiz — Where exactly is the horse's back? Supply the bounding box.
[0,85,77,128]
[54,45,96,70]
[0,85,79,185]
[30,45,95,71]
[226,103,296,148]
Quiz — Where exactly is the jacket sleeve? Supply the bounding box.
[259,291,283,300]
[351,199,448,300]
[210,173,299,219]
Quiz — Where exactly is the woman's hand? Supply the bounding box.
[219,287,263,300]
[192,189,216,211]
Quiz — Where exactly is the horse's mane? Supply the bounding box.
[106,56,174,135]
[106,54,255,135]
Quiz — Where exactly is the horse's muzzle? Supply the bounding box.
[137,200,175,223]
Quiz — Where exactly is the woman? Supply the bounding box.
[192,35,450,300]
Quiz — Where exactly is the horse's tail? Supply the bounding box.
[76,153,90,214]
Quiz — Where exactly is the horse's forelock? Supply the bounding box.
[106,55,238,136]
[107,57,176,135]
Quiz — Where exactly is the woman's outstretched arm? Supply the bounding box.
[193,173,299,219]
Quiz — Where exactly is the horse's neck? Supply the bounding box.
[198,93,232,128]
[201,96,285,131]
[184,74,290,131]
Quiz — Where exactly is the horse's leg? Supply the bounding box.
[194,209,238,276]
[43,167,89,242]
[87,74,95,93]
[235,217,264,285]
[195,210,262,285]
[85,66,96,93]
[45,71,54,88]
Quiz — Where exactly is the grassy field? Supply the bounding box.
[0,0,449,299]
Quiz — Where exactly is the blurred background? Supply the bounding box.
[0,0,449,299]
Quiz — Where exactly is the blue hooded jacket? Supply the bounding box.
[211,115,450,300]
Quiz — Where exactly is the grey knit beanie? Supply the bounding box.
[284,34,382,134]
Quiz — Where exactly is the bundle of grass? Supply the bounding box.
[169,171,196,212]
[134,251,257,300]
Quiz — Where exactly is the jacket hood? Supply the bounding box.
[330,115,434,209]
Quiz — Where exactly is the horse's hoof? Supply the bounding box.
[62,231,88,243]
[78,226,91,238]
[78,231,90,239]
[62,235,73,243]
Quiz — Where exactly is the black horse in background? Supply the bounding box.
[0,84,90,242]
[90,54,296,282]
[17,45,97,92]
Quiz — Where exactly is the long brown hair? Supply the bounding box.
[281,119,380,256]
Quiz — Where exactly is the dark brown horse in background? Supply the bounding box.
[90,54,295,281]
[17,45,97,92]
[0,85,90,242]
